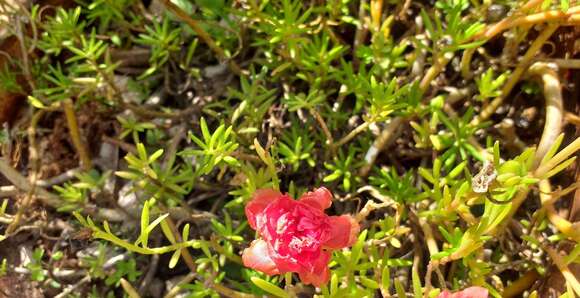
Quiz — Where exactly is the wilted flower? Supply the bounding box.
[242,187,359,286]
[437,286,489,298]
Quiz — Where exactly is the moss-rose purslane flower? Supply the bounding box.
[242,187,360,286]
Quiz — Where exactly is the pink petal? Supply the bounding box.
[437,287,488,298]
[245,189,283,230]
[299,266,330,287]
[242,240,280,275]
[299,187,333,210]
[323,215,360,249]
[297,250,331,287]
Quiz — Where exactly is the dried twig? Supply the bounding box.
[480,6,580,40]
[63,99,92,170]
[163,273,196,298]
[6,110,43,234]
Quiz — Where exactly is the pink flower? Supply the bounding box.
[437,287,489,298]
[242,187,360,287]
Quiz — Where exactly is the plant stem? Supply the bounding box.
[528,63,563,168]
[543,245,580,297]
[5,110,43,235]
[310,108,334,146]
[419,218,439,256]
[502,270,540,298]
[472,24,559,126]
[209,238,242,264]
[542,58,580,69]
[0,158,61,208]
[419,53,451,92]
[160,0,243,76]
[212,284,257,298]
[120,278,142,298]
[359,117,403,177]
[370,0,383,31]
[333,121,371,149]
[493,61,567,236]
[163,273,196,298]
[62,99,92,170]
[481,6,579,40]
[539,180,580,242]
[460,48,476,79]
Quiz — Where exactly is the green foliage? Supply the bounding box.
[81,243,108,280]
[278,125,316,171]
[369,167,421,203]
[180,118,240,176]
[105,259,141,287]
[476,69,509,101]
[136,18,183,78]
[323,147,361,191]
[37,7,85,55]
[251,277,289,298]
[3,0,580,296]
[80,0,136,33]
[27,248,46,282]
[420,0,485,53]
[0,64,22,93]
[0,258,7,277]
[228,68,277,134]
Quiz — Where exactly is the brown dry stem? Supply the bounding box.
[62,99,92,170]
[480,6,580,40]
[5,110,43,234]
[311,108,334,146]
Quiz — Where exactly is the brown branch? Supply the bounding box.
[310,108,334,146]
[333,121,371,149]
[5,110,43,234]
[480,6,580,40]
[63,99,92,170]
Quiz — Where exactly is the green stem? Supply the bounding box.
[333,121,372,149]
[471,24,558,126]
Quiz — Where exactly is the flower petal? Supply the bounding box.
[296,250,331,287]
[299,266,330,287]
[437,287,489,298]
[242,240,280,275]
[245,189,283,230]
[323,215,360,249]
[299,187,333,210]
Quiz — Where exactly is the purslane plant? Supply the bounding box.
[1,0,580,297]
